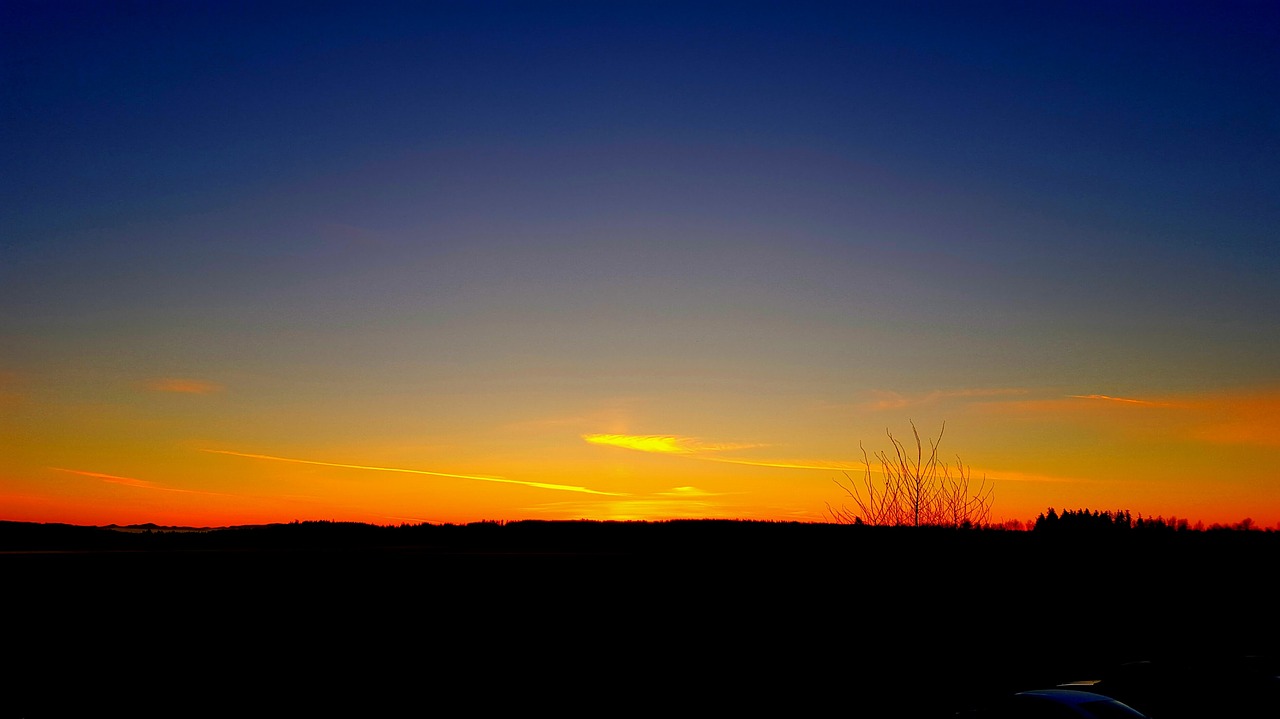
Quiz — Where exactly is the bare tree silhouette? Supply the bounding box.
[826,421,993,527]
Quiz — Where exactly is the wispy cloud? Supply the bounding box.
[0,370,23,407]
[704,456,869,471]
[144,378,222,394]
[51,467,157,488]
[859,388,1029,411]
[968,467,1090,484]
[980,392,1181,416]
[655,486,721,497]
[202,449,626,496]
[1067,394,1173,407]
[582,431,1082,483]
[1182,389,1280,448]
[983,386,1280,449]
[49,467,225,494]
[583,433,864,472]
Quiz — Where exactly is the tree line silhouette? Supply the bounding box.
[1033,507,1265,533]
[7,515,1276,718]
[0,510,1272,555]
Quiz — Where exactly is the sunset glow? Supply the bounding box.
[3,2,1277,529]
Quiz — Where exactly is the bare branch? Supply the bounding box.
[828,423,994,528]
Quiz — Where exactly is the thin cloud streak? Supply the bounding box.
[983,388,1280,448]
[969,467,1090,484]
[584,433,868,472]
[144,378,222,394]
[1068,394,1172,406]
[702,456,869,472]
[583,433,1078,481]
[50,467,226,495]
[860,387,1029,411]
[202,449,626,496]
[1182,389,1280,448]
[0,371,23,408]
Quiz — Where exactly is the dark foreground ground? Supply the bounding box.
[3,520,1277,717]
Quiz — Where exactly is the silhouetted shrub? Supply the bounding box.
[827,422,993,527]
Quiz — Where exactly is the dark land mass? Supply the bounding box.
[4,519,1277,717]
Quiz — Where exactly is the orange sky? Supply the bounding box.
[4,377,1277,528]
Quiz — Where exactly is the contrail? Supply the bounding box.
[201,449,626,496]
[49,467,228,495]
[51,467,158,487]
[700,456,869,471]
[1068,394,1167,406]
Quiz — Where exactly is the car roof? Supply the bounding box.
[1015,689,1124,706]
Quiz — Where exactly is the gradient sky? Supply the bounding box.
[4,1,1278,528]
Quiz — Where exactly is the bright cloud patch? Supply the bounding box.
[658,486,716,496]
[583,434,866,472]
[582,434,757,454]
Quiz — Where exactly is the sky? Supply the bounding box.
[3,0,1278,528]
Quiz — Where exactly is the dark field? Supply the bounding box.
[4,520,1277,717]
